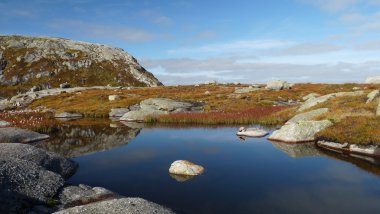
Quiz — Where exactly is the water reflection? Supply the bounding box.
[32,120,380,213]
[35,122,141,158]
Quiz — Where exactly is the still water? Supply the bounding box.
[36,121,380,214]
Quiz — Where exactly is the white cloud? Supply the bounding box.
[49,20,154,43]
[277,43,343,55]
[140,10,173,26]
[168,39,294,55]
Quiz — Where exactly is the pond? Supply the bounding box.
[35,120,380,214]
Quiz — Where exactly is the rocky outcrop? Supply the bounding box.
[0,143,77,213]
[302,93,320,101]
[236,127,268,137]
[366,90,379,103]
[0,127,49,143]
[286,108,329,124]
[365,76,380,84]
[169,160,204,176]
[0,143,77,178]
[120,98,204,122]
[0,35,162,97]
[109,108,129,117]
[54,197,174,214]
[268,120,333,143]
[0,86,129,110]
[317,141,380,158]
[234,86,262,94]
[298,91,364,112]
[265,80,291,90]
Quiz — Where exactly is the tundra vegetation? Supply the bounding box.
[1,83,379,146]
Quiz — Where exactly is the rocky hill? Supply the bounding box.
[0,35,162,97]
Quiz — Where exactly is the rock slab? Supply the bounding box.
[0,127,50,143]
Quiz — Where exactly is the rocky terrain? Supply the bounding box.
[0,35,162,97]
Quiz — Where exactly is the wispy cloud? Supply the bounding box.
[277,43,343,55]
[49,20,155,43]
[168,39,294,55]
[140,9,173,26]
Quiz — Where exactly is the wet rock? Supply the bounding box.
[109,108,129,117]
[317,141,380,158]
[54,198,174,214]
[234,87,261,94]
[298,91,364,112]
[268,120,333,143]
[265,80,291,90]
[108,95,121,101]
[236,127,268,137]
[366,90,379,103]
[169,160,204,176]
[0,127,49,143]
[286,108,329,124]
[55,112,83,118]
[0,143,77,178]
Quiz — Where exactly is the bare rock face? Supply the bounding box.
[286,108,329,124]
[268,120,333,143]
[0,35,162,97]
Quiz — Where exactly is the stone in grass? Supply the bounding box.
[169,160,204,176]
[55,112,83,118]
[0,120,11,127]
[236,127,268,137]
[108,95,121,101]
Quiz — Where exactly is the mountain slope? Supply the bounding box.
[0,35,162,97]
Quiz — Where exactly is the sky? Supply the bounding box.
[1,0,380,85]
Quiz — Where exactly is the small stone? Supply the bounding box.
[236,127,268,137]
[108,95,121,101]
[59,82,71,89]
[54,112,83,118]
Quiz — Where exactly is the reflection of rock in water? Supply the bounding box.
[34,125,141,158]
[169,173,195,182]
[270,141,323,158]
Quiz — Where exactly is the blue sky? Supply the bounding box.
[1,0,380,85]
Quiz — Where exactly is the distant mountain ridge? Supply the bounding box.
[0,35,162,97]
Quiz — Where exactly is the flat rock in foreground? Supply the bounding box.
[54,198,174,214]
[0,143,77,178]
[0,159,64,213]
[268,120,333,143]
[0,127,49,143]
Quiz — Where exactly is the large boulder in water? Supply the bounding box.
[268,120,333,143]
[0,127,49,143]
[169,160,205,176]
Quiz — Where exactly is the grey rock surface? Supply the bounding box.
[0,120,11,127]
[265,80,291,90]
[0,143,77,178]
[366,90,379,103]
[109,108,130,117]
[55,112,83,118]
[286,108,329,124]
[0,159,64,213]
[268,120,333,143]
[302,93,320,101]
[0,127,50,143]
[54,198,174,214]
[120,98,203,122]
[298,91,364,112]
